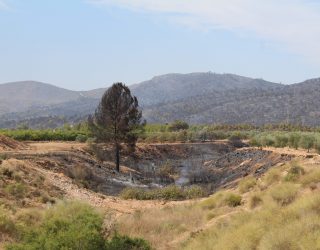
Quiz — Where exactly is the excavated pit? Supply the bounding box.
[1,141,294,195]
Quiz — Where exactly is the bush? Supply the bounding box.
[6,202,151,250]
[288,133,301,149]
[263,168,282,186]
[200,191,242,209]
[105,235,151,250]
[120,185,205,201]
[284,163,304,182]
[301,169,320,187]
[238,176,256,193]
[154,185,185,200]
[270,183,298,206]
[75,134,87,142]
[249,194,263,209]
[185,185,206,199]
[7,202,106,250]
[224,193,242,207]
[274,134,289,148]
[0,207,16,237]
[300,135,315,152]
[120,188,148,200]
[168,120,189,132]
[4,183,26,199]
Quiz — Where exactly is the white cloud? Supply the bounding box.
[89,0,320,65]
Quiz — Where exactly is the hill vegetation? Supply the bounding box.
[1,73,320,128]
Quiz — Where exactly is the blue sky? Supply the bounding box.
[0,0,319,90]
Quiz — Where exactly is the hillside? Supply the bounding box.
[130,72,280,106]
[0,81,84,115]
[1,73,320,128]
[143,77,320,125]
[2,136,320,249]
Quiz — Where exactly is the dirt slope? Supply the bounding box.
[0,135,26,151]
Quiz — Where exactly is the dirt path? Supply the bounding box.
[262,146,318,157]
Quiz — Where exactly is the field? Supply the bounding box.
[2,123,320,153]
[1,125,320,249]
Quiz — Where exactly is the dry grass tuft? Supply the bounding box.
[269,183,299,206]
[238,176,257,193]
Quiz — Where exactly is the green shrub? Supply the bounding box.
[4,183,26,199]
[185,185,206,199]
[168,120,189,132]
[7,202,106,250]
[105,235,151,250]
[275,134,289,148]
[224,193,242,207]
[75,134,87,142]
[288,133,301,149]
[14,209,43,227]
[0,206,17,237]
[120,185,205,201]
[300,135,315,152]
[120,187,147,200]
[200,191,242,209]
[284,163,305,182]
[238,176,256,193]
[154,185,185,200]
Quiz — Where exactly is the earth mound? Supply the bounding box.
[0,135,26,150]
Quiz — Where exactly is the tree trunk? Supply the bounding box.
[115,143,120,172]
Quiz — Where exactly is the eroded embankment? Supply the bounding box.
[124,143,293,191]
[1,140,294,196]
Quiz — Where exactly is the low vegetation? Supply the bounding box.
[3,202,150,250]
[120,185,205,201]
[238,176,257,193]
[115,160,320,249]
[0,159,60,208]
[2,123,320,155]
[200,191,242,209]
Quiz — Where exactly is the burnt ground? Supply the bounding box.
[1,140,295,195]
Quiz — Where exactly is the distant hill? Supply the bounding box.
[0,81,83,115]
[130,72,280,106]
[0,73,320,128]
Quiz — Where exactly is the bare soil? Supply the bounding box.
[1,139,314,216]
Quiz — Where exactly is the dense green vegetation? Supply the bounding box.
[1,122,320,153]
[2,202,150,250]
[0,123,89,141]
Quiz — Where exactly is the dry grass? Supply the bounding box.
[301,169,320,187]
[262,167,282,186]
[116,203,205,249]
[182,158,320,250]
[238,176,257,193]
[184,191,320,250]
[249,193,263,209]
[269,183,299,206]
[0,159,62,209]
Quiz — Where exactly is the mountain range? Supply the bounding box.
[0,72,320,128]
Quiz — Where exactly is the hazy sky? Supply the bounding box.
[0,0,320,90]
